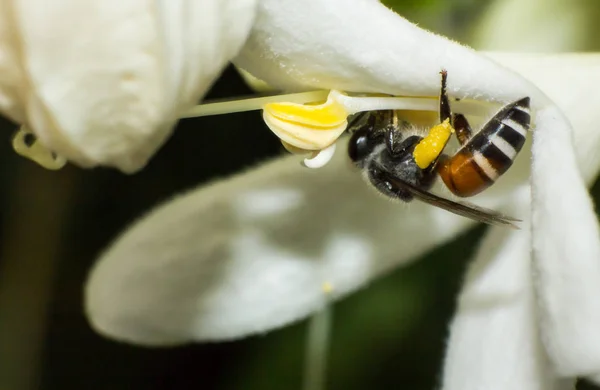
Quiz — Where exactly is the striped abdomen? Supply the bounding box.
[438,97,531,197]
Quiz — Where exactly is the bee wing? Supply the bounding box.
[383,174,521,228]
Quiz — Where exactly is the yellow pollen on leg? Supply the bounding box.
[413,118,454,169]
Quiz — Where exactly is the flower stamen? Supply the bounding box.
[9,89,498,171]
[263,91,349,151]
[261,90,494,168]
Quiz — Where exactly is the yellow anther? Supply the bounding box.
[265,95,348,128]
[413,118,454,169]
[262,91,349,150]
[12,126,67,170]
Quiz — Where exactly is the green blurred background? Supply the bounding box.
[0,1,599,389]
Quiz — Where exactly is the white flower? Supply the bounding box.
[0,0,256,172]
[78,1,600,388]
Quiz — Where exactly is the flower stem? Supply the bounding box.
[183,90,498,119]
[182,91,329,118]
[303,302,332,390]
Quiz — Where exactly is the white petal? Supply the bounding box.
[0,1,26,124]
[85,138,477,345]
[155,0,257,112]
[531,106,600,378]
[4,0,256,172]
[440,53,600,386]
[235,0,550,106]
[442,187,574,390]
[489,53,600,379]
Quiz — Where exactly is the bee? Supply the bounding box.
[347,70,531,227]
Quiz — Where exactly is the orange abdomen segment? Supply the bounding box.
[437,151,493,198]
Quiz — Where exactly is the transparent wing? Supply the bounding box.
[382,173,520,228]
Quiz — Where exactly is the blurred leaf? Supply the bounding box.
[382,0,441,12]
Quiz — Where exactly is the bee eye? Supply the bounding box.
[348,125,374,162]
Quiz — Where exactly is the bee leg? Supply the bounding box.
[420,159,441,190]
[385,124,401,154]
[346,110,383,139]
[345,111,372,134]
[452,113,473,145]
[375,109,397,139]
[439,69,453,126]
[385,126,424,159]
